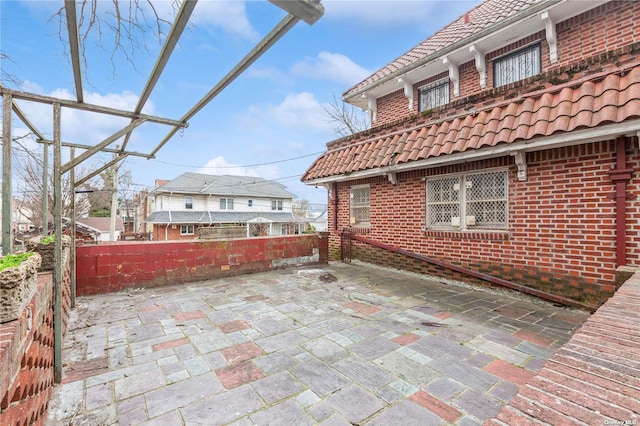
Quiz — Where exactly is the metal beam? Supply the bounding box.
[120,0,198,151]
[69,147,76,308]
[64,0,84,103]
[37,139,153,159]
[0,87,186,128]
[2,94,12,255]
[12,101,47,141]
[269,0,324,25]
[61,118,145,174]
[74,153,128,188]
[53,102,62,384]
[42,141,49,235]
[149,13,299,157]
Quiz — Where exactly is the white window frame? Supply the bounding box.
[220,198,234,210]
[350,184,371,228]
[418,78,450,112]
[271,200,283,211]
[185,196,193,210]
[180,225,194,235]
[493,43,541,87]
[426,169,508,231]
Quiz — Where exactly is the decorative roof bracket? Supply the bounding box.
[443,56,459,97]
[362,93,378,122]
[470,45,486,88]
[541,11,558,63]
[398,77,414,111]
[511,151,528,181]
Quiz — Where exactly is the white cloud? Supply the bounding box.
[323,0,477,28]
[191,1,259,41]
[197,156,280,180]
[13,82,155,149]
[250,92,331,133]
[291,52,372,86]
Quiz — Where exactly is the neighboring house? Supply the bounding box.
[305,203,328,232]
[303,0,640,307]
[145,173,304,241]
[75,217,125,242]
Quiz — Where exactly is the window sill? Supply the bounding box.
[424,229,510,240]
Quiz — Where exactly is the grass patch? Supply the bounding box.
[0,252,35,271]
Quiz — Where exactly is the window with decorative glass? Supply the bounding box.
[220,198,234,210]
[180,225,194,235]
[185,196,193,210]
[419,79,450,112]
[493,44,541,87]
[426,170,508,230]
[350,185,370,227]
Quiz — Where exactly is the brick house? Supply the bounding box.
[302,0,640,308]
[145,172,304,241]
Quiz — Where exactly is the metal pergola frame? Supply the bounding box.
[1,0,324,383]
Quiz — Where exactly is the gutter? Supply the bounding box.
[344,0,564,102]
[349,233,597,312]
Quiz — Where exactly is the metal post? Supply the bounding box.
[42,141,49,235]
[2,94,13,255]
[70,147,76,308]
[53,103,63,383]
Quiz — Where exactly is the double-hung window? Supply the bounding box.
[220,198,234,210]
[494,44,541,87]
[350,185,370,227]
[180,225,194,235]
[185,196,193,210]
[426,170,508,230]
[271,200,283,211]
[419,79,450,112]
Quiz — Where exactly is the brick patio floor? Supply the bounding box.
[47,262,590,425]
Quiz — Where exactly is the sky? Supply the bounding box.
[1,0,478,205]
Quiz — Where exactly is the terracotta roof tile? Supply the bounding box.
[344,0,538,97]
[303,65,640,182]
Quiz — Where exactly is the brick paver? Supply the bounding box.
[47,262,591,425]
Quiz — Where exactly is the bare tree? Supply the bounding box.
[51,0,179,77]
[292,198,310,218]
[12,136,91,229]
[323,94,370,137]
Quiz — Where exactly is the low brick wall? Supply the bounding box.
[487,272,640,425]
[0,250,71,426]
[76,234,329,296]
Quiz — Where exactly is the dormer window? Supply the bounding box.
[494,43,541,87]
[419,79,450,112]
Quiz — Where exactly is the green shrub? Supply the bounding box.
[41,235,55,244]
[0,252,34,271]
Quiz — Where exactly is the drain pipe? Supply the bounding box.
[607,135,634,268]
[349,233,596,312]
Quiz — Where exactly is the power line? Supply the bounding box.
[151,151,323,169]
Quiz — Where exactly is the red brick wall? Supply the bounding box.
[375,1,640,125]
[328,139,640,307]
[76,235,328,296]
[153,224,199,241]
[0,254,72,426]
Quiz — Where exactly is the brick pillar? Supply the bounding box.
[318,232,329,264]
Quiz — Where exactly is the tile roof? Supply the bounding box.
[344,0,539,97]
[303,65,640,182]
[154,172,296,199]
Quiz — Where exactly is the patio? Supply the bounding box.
[46,262,590,425]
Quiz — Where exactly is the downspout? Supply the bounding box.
[330,183,338,231]
[607,135,634,268]
[350,233,596,312]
